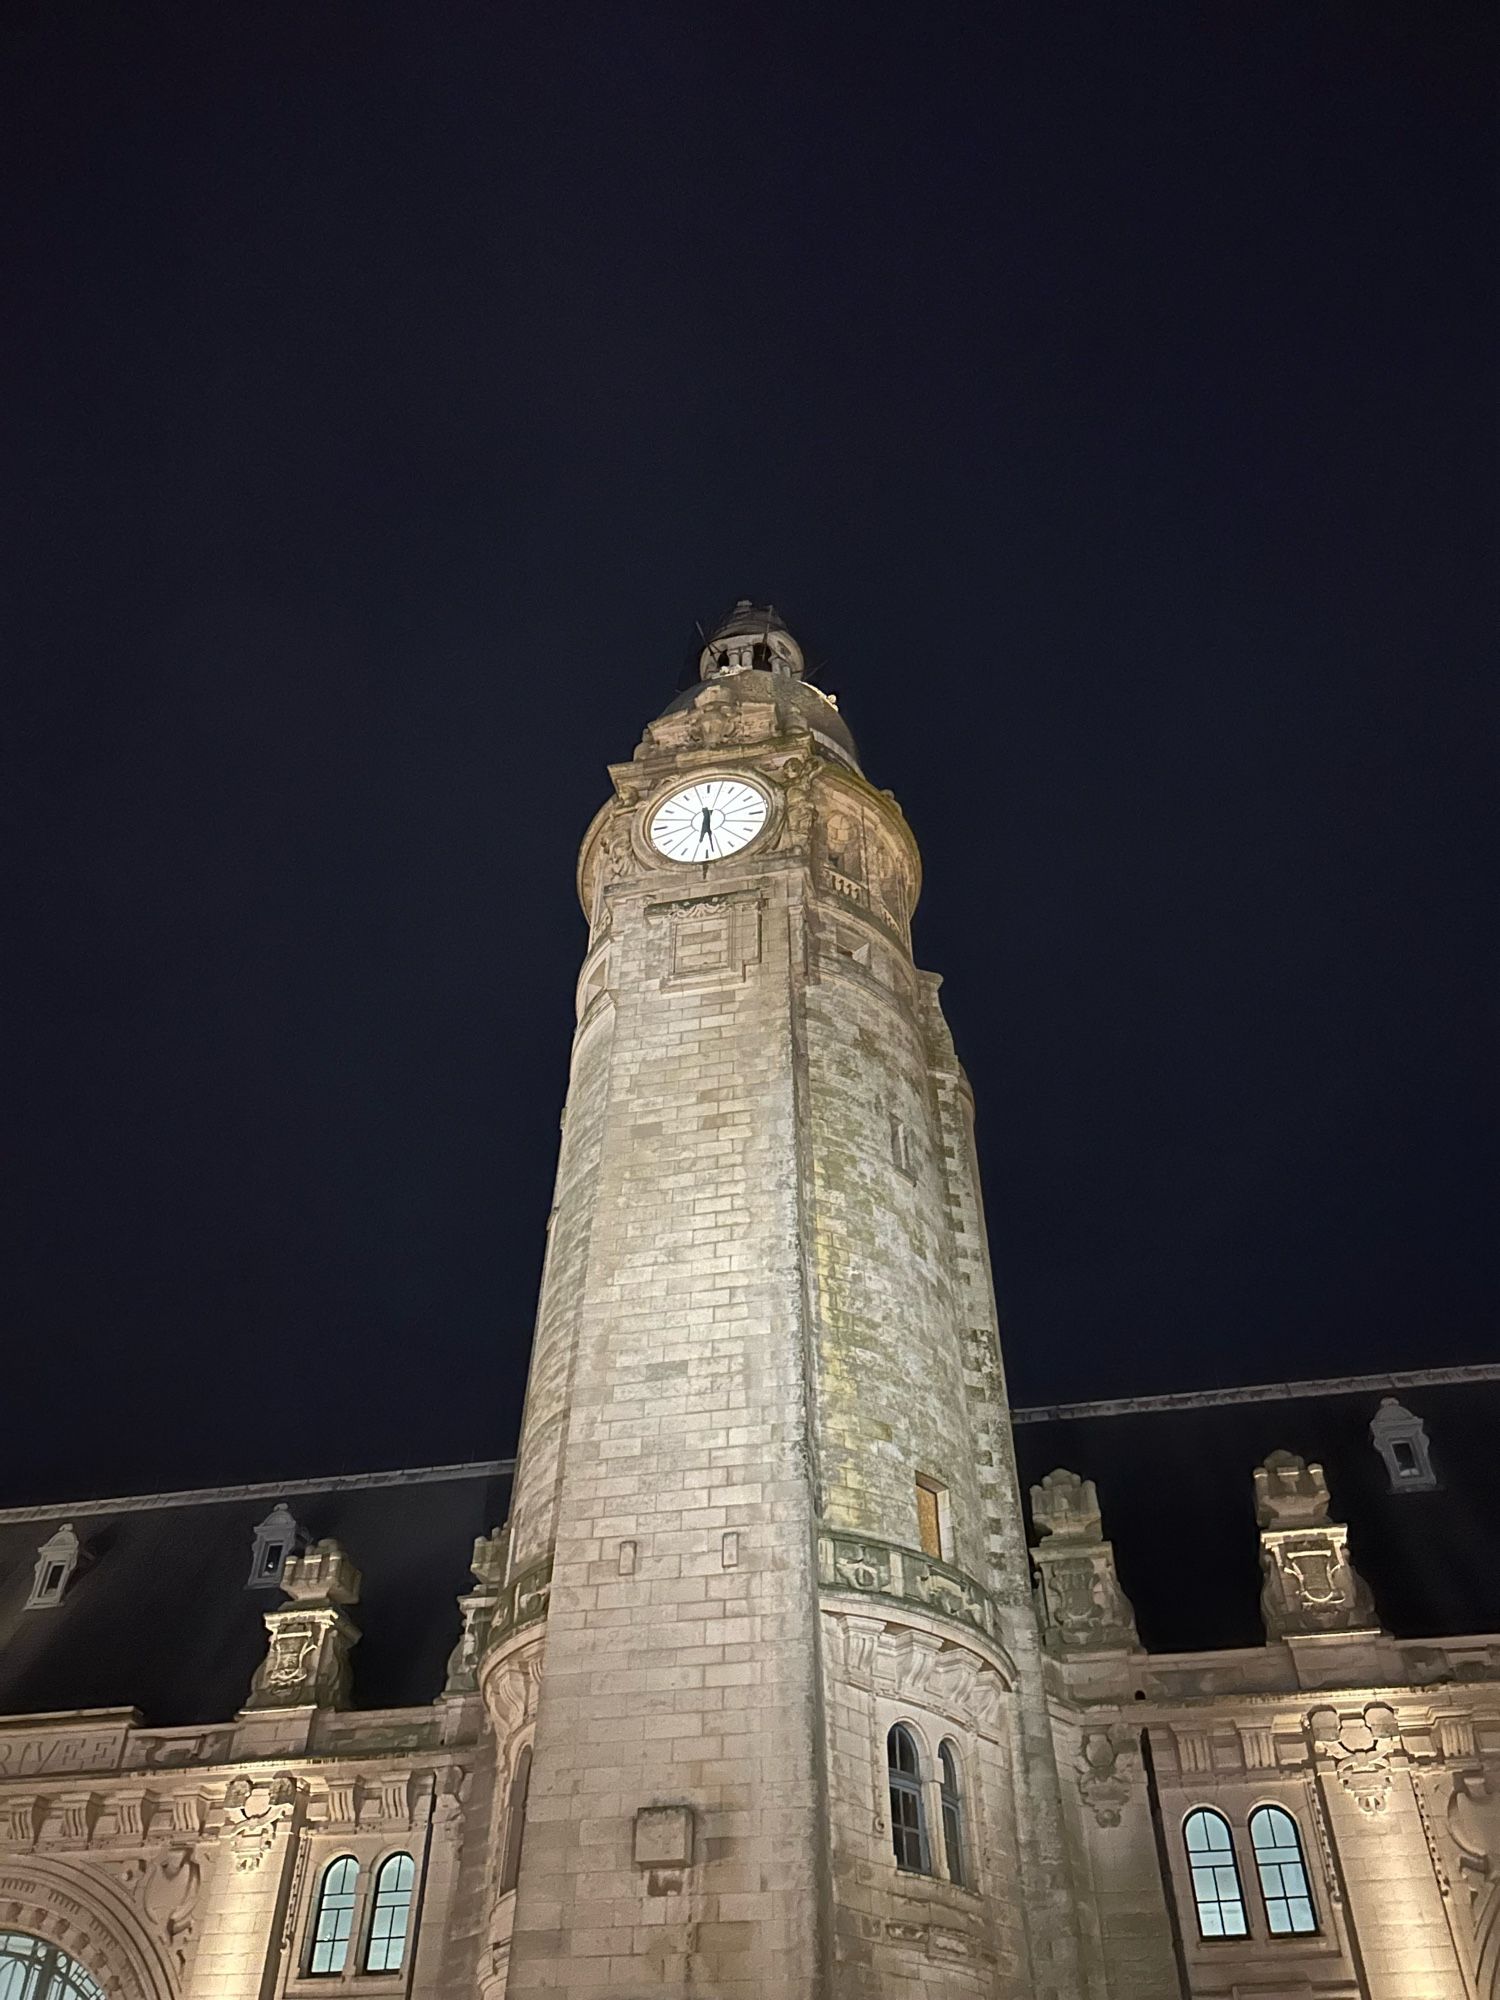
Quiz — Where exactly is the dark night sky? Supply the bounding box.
[4,3,1494,1504]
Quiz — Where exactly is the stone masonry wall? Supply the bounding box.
[503,855,830,2000]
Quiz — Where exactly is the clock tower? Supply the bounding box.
[481,606,1082,2000]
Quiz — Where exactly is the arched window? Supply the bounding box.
[500,1744,533,1894]
[887,1724,929,1872]
[1249,1806,1318,1934]
[364,1853,416,1973]
[0,1935,105,2000]
[938,1741,966,1887]
[1183,1809,1248,1938]
[307,1856,360,1975]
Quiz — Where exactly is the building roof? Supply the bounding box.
[0,1460,512,1726]
[4,1362,1496,1729]
[1011,1367,1500,1655]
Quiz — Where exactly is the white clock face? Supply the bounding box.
[648,778,769,862]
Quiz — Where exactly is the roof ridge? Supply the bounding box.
[1011,1363,1500,1424]
[0,1457,515,1525]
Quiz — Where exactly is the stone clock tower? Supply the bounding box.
[481,606,1083,2000]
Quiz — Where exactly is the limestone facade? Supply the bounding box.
[0,608,1494,1999]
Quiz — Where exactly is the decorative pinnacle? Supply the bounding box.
[698,600,805,682]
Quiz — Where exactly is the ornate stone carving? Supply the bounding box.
[817,1529,999,1642]
[244,1541,361,1711]
[0,1856,178,2000]
[220,1772,301,1871]
[1309,1703,1400,1814]
[1077,1726,1136,1828]
[445,1527,511,1694]
[1031,1469,1103,1542]
[140,1847,200,1969]
[820,1610,1011,1734]
[1446,1769,1500,1994]
[1256,1454,1378,1638]
[1029,1470,1139,1655]
[480,1633,545,1754]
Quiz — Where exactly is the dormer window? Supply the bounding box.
[26,1524,82,1609]
[1370,1398,1437,1492]
[248,1502,306,1588]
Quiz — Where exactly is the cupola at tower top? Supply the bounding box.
[698,600,805,681]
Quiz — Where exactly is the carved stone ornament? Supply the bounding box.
[816,1529,999,1643]
[244,1540,361,1711]
[141,1846,201,1969]
[1254,1449,1332,1528]
[480,1632,545,1757]
[1446,1769,1500,1995]
[1029,1470,1139,1655]
[820,1610,1011,1735]
[1077,1726,1136,1828]
[1308,1704,1400,1814]
[1031,1470,1103,1543]
[445,1526,511,1694]
[0,1856,179,2000]
[1256,1456,1378,1639]
[220,1771,302,1871]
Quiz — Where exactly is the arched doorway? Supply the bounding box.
[0,1935,105,2000]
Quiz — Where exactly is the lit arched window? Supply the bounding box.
[1249,1806,1318,1934]
[1183,1809,1248,1938]
[938,1741,966,1887]
[0,1935,105,2000]
[364,1853,416,1973]
[500,1744,533,1894]
[887,1724,929,1872]
[308,1856,360,1975]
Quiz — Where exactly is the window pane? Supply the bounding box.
[309,1857,359,1975]
[1249,1806,1318,1935]
[1183,1812,1247,1938]
[887,1727,929,1873]
[365,1854,416,1973]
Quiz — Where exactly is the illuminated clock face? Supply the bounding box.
[648,778,770,862]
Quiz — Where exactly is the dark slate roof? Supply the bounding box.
[1012,1368,1500,1655]
[0,1462,511,1727]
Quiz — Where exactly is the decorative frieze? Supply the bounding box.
[471,1555,551,1668]
[817,1528,997,1642]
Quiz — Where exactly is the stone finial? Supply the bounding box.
[1031,1470,1103,1543]
[1029,1470,1139,1656]
[445,1526,511,1695]
[279,1539,360,1606]
[244,1538,361,1712]
[1254,1450,1332,1528]
[1254,1455,1378,1641]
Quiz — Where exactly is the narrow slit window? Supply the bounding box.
[1183,1809,1248,1938]
[915,1476,949,1561]
[1249,1806,1318,1935]
[887,1724,929,1873]
[500,1745,532,1894]
[364,1852,416,1973]
[307,1856,359,1975]
[939,1741,966,1887]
